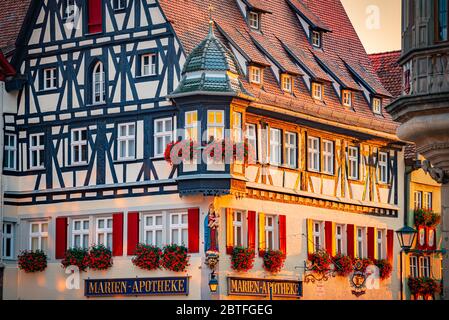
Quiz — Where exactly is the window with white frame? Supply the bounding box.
[348,146,359,180]
[409,256,419,277]
[233,211,244,247]
[249,66,261,84]
[30,222,48,252]
[265,215,276,251]
[336,224,344,255]
[185,111,198,141]
[269,128,281,165]
[92,61,105,104]
[170,212,188,246]
[312,82,323,100]
[356,227,365,258]
[4,133,16,170]
[144,214,164,247]
[248,11,260,29]
[414,191,423,210]
[30,133,45,169]
[282,74,292,93]
[96,217,113,250]
[419,256,431,278]
[154,118,173,157]
[377,229,384,259]
[246,124,257,162]
[118,123,136,160]
[423,192,433,210]
[44,68,57,90]
[285,132,297,168]
[113,0,126,10]
[342,90,352,107]
[71,128,88,165]
[312,30,321,47]
[322,140,334,175]
[2,223,14,259]
[232,112,243,143]
[378,152,389,184]
[308,136,320,172]
[207,110,224,142]
[313,221,322,252]
[72,219,90,249]
[141,53,157,76]
[373,97,382,114]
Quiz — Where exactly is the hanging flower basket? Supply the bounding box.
[88,245,113,271]
[414,209,440,227]
[231,247,255,272]
[308,250,332,275]
[375,259,393,280]
[263,250,286,273]
[333,254,354,277]
[132,244,162,271]
[161,244,190,272]
[18,250,47,273]
[408,277,442,297]
[164,140,196,165]
[61,248,90,272]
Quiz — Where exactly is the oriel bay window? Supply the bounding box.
[232,112,243,143]
[30,133,45,169]
[72,219,90,249]
[348,146,359,180]
[207,110,224,142]
[96,217,113,250]
[117,123,136,160]
[154,118,173,157]
[307,136,320,172]
[71,128,88,165]
[269,128,281,165]
[285,132,297,168]
[30,221,49,252]
[185,111,198,141]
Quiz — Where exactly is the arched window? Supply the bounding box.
[92,61,105,104]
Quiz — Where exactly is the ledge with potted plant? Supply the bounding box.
[88,244,113,271]
[161,244,190,272]
[263,250,286,274]
[230,247,255,272]
[132,244,162,271]
[18,250,48,273]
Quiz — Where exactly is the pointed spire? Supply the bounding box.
[208,4,215,37]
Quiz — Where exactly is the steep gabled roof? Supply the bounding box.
[369,51,402,99]
[0,0,31,55]
[286,0,331,32]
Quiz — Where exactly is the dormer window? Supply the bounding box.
[249,11,260,30]
[281,74,293,93]
[372,97,382,114]
[312,82,323,100]
[312,30,322,47]
[342,90,352,107]
[249,66,262,84]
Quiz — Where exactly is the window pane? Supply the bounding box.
[83,235,89,248]
[31,224,39,233]
[156,216,163,225]
[98,233,105,245]
[107,234,112,250]
[172,230,178,244]
[41,237,48,252]
[107,219,112,229]
[156,230,163,247]
[31,237,39,251]
[182,229,188,245]
[98,219,104,229]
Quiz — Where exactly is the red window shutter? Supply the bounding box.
[188,208,200,253]
[325,221,333,256]
[112,213,124,256]
[55,217,68,259]
[247,211,256,250]
[127,212,139,256]
[387,229,394,264]
[427,226,437,251]
[88,0,103,34]
[279,215,287,255]
[347,224,355,258]
[417,225,427,250]
[367,227,375,261]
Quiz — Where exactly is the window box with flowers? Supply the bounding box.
[231,247,255,272]
[61,248,90,272]
[161,244,190,272]
[408,277,442,299]
[164,139,197,165]
[132,244,162,271]
[333,254,354,277]
[374,259,392,280]
[88,244,113,271]
[308,250,332,275]
[18,250,47,273]
[263,250,286,274]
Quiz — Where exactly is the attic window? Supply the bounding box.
[312,82,323,100]
[342,90,352,107]
[249,11,260,30]
[249,66,262,84]
[311,30,322,48]
[372,97,382,114]
[281,74,293,93]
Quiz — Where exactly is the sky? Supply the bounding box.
[341,0,401,54]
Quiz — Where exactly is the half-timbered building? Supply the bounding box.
[0,0,405,300]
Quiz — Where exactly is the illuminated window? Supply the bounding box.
[118,123,136,160]
[414,191,423,210]
[322,140,334,175]
[71,128,88,165]
[185,111,198,141]
[4,133,17,170]
[348,146,359,180]
[233,211,244,247]
[250,66,262,84]
[154,118,173,157]
[373,97,382,114]
[232,112,243,143]
[249,11,260,29]
[312,82,323,100]
[96,217,113,250]
[378,152,389,184]
[30,133,45,169]
[282,74,293,92]
[207,110,224,142]
[72,219,90,249]
[423,192,433,210]
[308,136,320,172]
[285,132,297,168]
[30,222,48,252]
[144,214,164,247]
[342,90,352,107]
[419,256,431,278]
[312,30,321,47]
[409,256,418,277]
[269,128,281,165]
